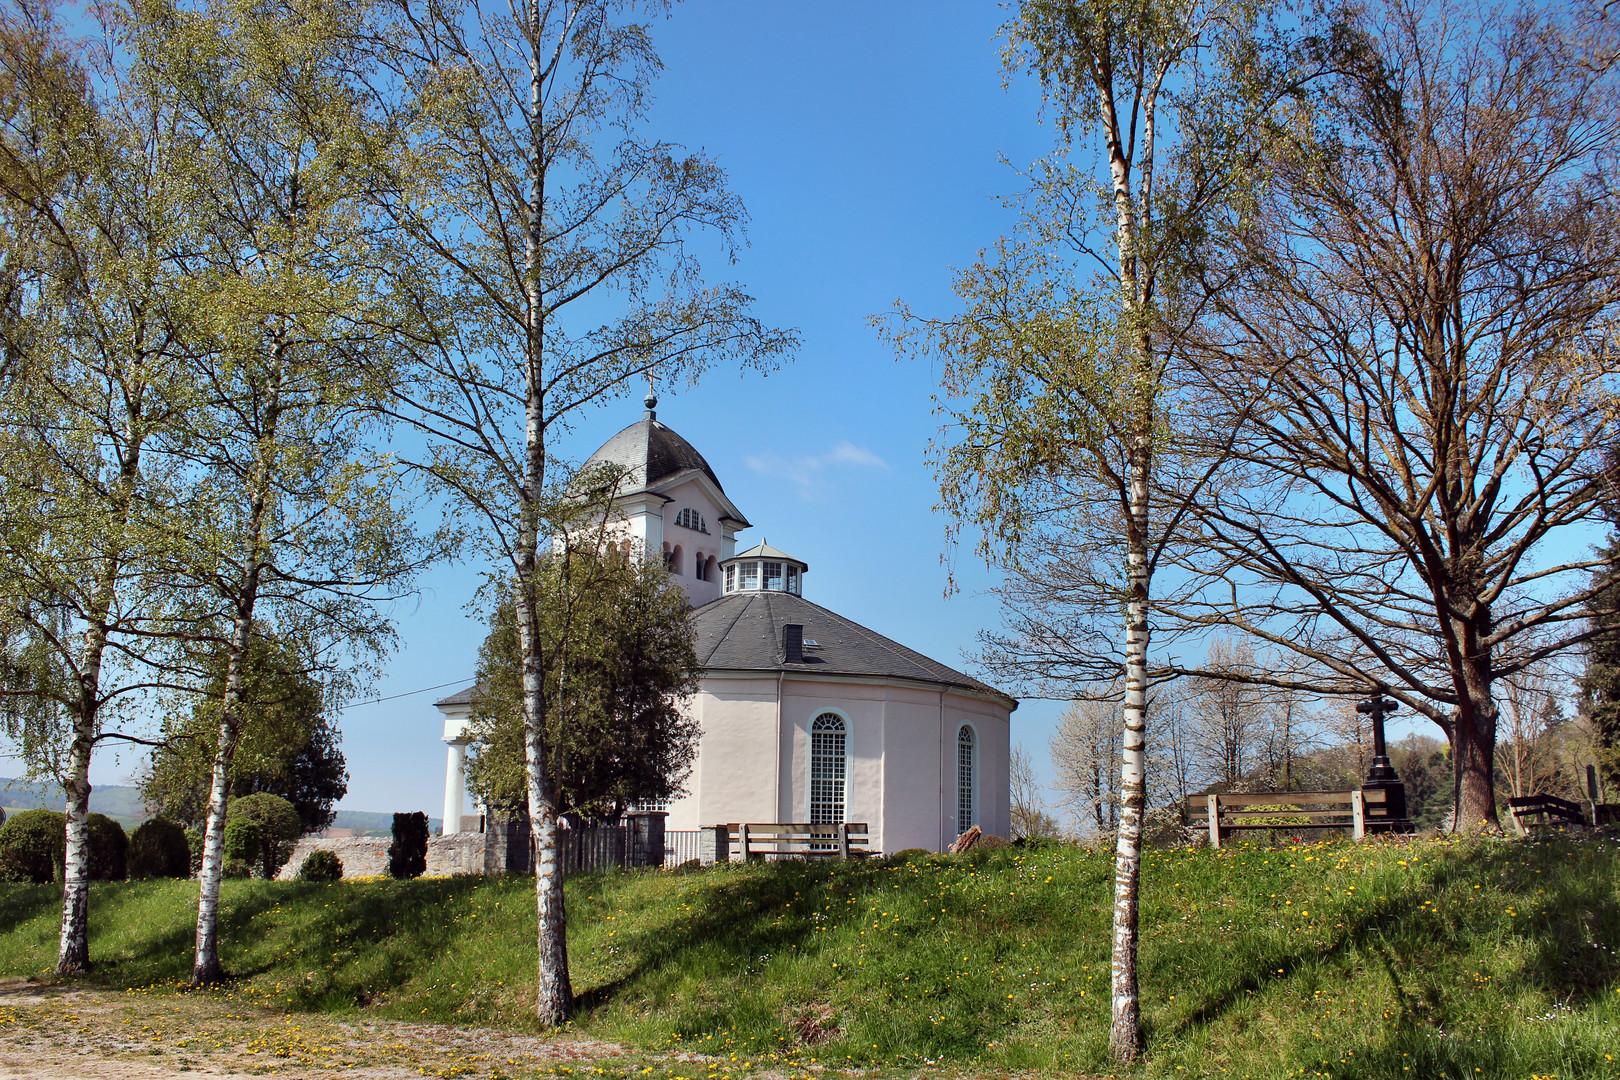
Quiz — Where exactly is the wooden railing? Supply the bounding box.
[1183,789,1395,848]
[724,822,870,860]
[1506,794,1585,834]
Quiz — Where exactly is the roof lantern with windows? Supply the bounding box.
[720,540,807,597]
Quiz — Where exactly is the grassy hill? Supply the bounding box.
[0,832,1615,1078]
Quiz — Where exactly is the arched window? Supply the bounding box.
[670,544,683,575]
[957,724,976,835]
[675,507,708,533]
[693,552,706,580]
[810,713,847,825]
[704,555,718,582]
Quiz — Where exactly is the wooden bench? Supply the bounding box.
[1183,789,1395,849]
[1507,794,1585,834]
[724,822,870,860]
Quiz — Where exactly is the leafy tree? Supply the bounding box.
[141,630,348,834]
[465,553,700,820]
[0,0,207,972]
[107,0,431,985]
[367,0,793,1023]
[886,0,1300,1057]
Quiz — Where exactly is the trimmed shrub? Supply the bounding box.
[128,818,191,879]
[297,849,342,882]
[226,793,302,879]
[388,811,429,879]
[185,828,204,875]
[221,858,252,879]
[222,817,263,871]
[0,808,65,883]
[86,813,128,881]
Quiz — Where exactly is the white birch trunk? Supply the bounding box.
[521,0,573,1026]
[57,654,100,973]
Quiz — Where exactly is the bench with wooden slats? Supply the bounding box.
[724,822,870,860]
[1506,794,1585,834]
[1183,789,1394,848]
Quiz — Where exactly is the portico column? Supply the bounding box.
[443,738,469,835]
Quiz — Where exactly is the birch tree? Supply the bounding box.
[1178,0,1620,830]
[366,0,792,1023]
[885,0,1299,1058]
[0,0,202,973]
[117,0,429,985]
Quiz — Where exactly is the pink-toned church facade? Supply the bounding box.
[435,399,1014,854]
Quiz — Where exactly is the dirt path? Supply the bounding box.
[0,977,649,1079]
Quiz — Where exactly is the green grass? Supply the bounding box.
[1,832,1617,1079]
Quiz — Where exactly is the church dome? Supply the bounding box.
[583,396,728,495]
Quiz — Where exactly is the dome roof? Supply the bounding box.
[584,407,727,496]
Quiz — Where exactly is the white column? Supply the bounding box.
[443,739,468,835]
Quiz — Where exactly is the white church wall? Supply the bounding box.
[678,677,781,829]
[655,476,726,607]
[875,686,949,854]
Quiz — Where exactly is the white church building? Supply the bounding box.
[435,398,1015,854]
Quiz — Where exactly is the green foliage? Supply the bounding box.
[184,828,204,876]
[221,859,251,880]
[143,630,347,833]
[388,813,428,880]
[465,554,700,819]
[0,808,64,883]
[297,850,342,882]
[1583,451,1620,795]
[85,813,126,881]
[226,794,301,879]
[222,818,262,869]
[0,836,1615,1076]
[127,818,191,880]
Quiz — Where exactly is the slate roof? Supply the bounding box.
[691,591,1015,705]
[585,413,730,499]
[435,684,474,707]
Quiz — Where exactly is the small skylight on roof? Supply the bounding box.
[802,639,820,648]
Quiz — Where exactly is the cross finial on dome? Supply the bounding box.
[644,372,657,419]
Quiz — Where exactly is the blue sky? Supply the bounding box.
[63,0,1441,819]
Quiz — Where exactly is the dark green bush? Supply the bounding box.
[388,811,429,879]
[0,808,65,883]
[297,849,343,881]
[226,793,303,878]
[222,817,263,871]
[86,813,127,880]
[221,858,252,879]
[0,809,123,880]
[185,828,204,875]
[128,818,191,879]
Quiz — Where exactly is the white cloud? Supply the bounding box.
[745,440,889,498]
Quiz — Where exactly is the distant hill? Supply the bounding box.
[0,777,439,835]
[0,777,146,818]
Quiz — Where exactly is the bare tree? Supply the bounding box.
[1009,745,1064,840]
[1180,0,1620,830]
[1186,638,1269,788]
[1052,695,1123,838]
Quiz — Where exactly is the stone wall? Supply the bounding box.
[277,836,391,880]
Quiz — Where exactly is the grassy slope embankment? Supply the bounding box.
[0,834,1616,1079]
